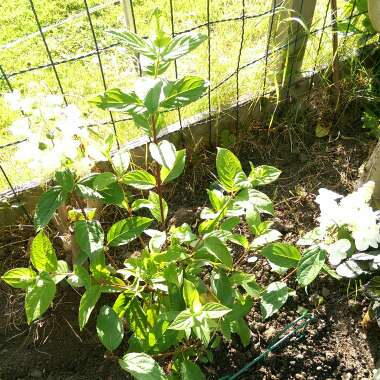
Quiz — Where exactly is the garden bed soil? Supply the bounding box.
[0,112,379,379]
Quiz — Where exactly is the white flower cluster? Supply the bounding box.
[308,181,380,266]
[4,90,105,176]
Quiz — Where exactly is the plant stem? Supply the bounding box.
[151,114,166,228]
[74,193,88,221]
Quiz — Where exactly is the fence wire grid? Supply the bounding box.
[0,0,372,218]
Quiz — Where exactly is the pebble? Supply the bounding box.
[342,373,353,380]
[316,366,322,371]
[290,361,296,366]
[295,374,305,379]
[263,326,277,341]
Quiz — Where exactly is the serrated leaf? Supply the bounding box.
[1,267,36,289]
[107,217,153,247]
[261,243,301,269]
[79,285,102,330]
[122,170,156,190]
[109,31,157,59]
[248,165,281,186]
[91,88,143,112]
[31,230,58,273]
[55,169,75,194]
[216,148,242,192]
[34,187,66,229]
[118,352,167,380]
[160,76,208,109]
[181,360,205,380]
[169,309,194,330]
[51,260,69,284]
[162,33,207,61]
[96,305,124,351]
[260,281,289,319]
[75,184,104,201]
[229,272,262,298]
[202,302,231,318]
[296,247,326,287]
[25,273,56,324]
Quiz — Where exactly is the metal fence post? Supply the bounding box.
[269,0,317,98]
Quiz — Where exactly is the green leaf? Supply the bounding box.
[162,33,207,61]
[125,298,149,340]
[67,266,90,288]
[118,352,167,380]
[181,360,205,380]
[235,189,274,215]
[169,309,194,330]
[216,148,242,192]
[1,267,36,289]
[55,169,75,194]
[203,236,232,268]
[144,80,163,113]
[107,217,153,247]
[78,174,123,205]
[122,170,157,190]
[160,149,186,184]
[234,318,251,347]
[133,192,168,223]
[25,272,56,324]
[211,271,234,306]
[92,172,117,191]
[75,184,104,201]
[366,276,380,300]
[220,216,240,231]
[92,87,143,112]
[148,191,168,223]
[51,260,69,284]
[260,281,290,319]
[112,149,130,176]
[79,285,102,330]
[183,278,201,310]
[31,230,58,273]
[203,302,231,319]
[34,187,66,229]
[74,220,104,264]
[248,165,281,186]
[296,247,326,287]
[261,243,301,269]
[96,305,124,351]
[160,76,208,109]
[251,230,282,249]
[109,30,157,59]
[149,140,177,169]
[229,272,262,298]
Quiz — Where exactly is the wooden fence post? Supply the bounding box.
[269,0,317,98]
[121,0,134,30]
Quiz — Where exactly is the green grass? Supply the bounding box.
[0,0,364,190]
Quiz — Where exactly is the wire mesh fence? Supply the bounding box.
[0,0,373,220]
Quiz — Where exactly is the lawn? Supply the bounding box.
[0,0,357,190]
